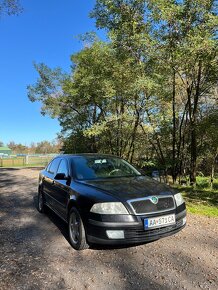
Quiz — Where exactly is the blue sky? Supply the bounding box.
[0,0,102,146]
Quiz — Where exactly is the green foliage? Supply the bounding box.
[28,0,218,182]
[186,203,218,217]
[0,0,22,16]
[196,176,218,190]
[7,140,61,154]
[175,180,218,217]
[61,131,96,154]
[182,187,218,217]
[27,63,67,117]
[91,0,148,59]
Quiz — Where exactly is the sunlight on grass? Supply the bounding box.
[175,185,218,218]
[186,202,218,217]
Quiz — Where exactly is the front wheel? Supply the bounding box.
[68,207,89,250]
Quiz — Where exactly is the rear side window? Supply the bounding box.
[48,158,61,174]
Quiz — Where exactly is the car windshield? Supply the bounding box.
[73,156,141,180]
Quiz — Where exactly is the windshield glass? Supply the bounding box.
[73,156,141,180]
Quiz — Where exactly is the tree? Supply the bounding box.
[197,107,218,187]
[7,141,28,154]
[7,139,62,154]
[0,0,22,16]
[28,41,143,157]
[27,63,67,117]
[28,0,218,183]
[92,0,218,184]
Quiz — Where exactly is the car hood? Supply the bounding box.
[80,175,174,201]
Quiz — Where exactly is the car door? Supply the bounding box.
[52,158,71,219]
[43,158,61,208]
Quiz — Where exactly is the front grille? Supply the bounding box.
[128,196,175,215]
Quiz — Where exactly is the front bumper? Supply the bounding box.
[86,207,186,245]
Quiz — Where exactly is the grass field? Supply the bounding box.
[174,178,218,217]
[0,156,52,167]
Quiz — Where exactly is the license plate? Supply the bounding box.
[144,214,176,229]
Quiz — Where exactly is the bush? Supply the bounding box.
[196,176,210,188]
[196,176,218,190]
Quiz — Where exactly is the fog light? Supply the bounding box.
[106,230,124,239]
[182,217,186,225]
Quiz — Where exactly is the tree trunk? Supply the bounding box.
[189,125,197,185]
[210,150,217,189]
[189,60,202,186]
[172,69,177,183]
[210,162,215,189]
[127,97,140,161]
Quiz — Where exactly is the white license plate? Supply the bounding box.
[144,214,176,229]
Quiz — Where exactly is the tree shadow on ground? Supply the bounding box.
[33,194,70,244]
[1,169,217,290]
[185,190,218,206]
[174,185,218,206]
[1,168,167,290]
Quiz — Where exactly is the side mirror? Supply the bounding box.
[135,167,146,176]
[54,173,70,181]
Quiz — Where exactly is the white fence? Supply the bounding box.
[0,154,57,167]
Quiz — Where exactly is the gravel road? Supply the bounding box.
[0,168,217,290]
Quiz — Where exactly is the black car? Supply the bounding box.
[38,154,186,250]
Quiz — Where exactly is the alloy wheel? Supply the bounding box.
[69,212,80,244]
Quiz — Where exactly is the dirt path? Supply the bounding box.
[0,168,217,290]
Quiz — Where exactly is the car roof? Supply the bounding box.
[55,153,121,160]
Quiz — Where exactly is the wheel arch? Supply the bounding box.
[67,199,78,220]
[38,184,42,193]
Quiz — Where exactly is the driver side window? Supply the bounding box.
[48,158,60,175]
[57,159,68,177]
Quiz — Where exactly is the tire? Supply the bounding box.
[68,207,89,250]
[37,187,46,213]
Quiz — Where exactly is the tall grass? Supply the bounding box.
[174,176,218,217]
[196,176,218,190]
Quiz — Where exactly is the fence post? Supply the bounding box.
[25,155,29,165]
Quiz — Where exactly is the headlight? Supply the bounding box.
[174,193,184,207]
[90,202,129,214]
